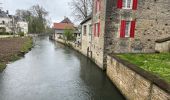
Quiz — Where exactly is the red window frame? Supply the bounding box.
[120,20,136,38]
[117,0,138,10]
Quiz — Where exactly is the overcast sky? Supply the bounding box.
[0,0,75,25]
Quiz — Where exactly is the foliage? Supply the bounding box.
[69,0,92,21]
[0,32,13,35]
[63,28,75,41]
[117,53,170,83]
[0,63,6,72]
[18,32,25,37]
[15,4,49,34]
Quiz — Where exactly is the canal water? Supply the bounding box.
[0,36,125,100]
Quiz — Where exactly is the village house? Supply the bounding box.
[80,15,92,56]
[15,17,28,35]
[0,10,14,33]
[53,17,80,42]
[0,9,28,35]
[80,0,170,70]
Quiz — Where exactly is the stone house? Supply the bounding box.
[80,15,92,56]
[0,10,14,33]
[89,0,170,70]
[53,17,80,41]
[0,9,28,35]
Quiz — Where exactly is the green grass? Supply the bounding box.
[0,63,6,72]
[117,53,170,83]
[20,37,33,53]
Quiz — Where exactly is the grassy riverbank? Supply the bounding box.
[0,37,33,72]
[117,53,170,83]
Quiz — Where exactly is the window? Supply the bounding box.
[83,25,87,35]
[94,22,100,37]
[123,0,133,9]
[2,21,5,25]
[89,24,92,35]
[117,0,138,10]
[125,21,131,37]
[120,20,136,38]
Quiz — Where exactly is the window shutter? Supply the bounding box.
[120,20,126,38]
[98,22,100,37]
[117,0,123,9]
[94,24,96,37]
[132,0,138,10]
[130,20,136,38]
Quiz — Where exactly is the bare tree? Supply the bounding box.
[15,5,49,33]
[69,0,92,21]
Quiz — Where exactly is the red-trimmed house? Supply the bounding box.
[52,17,80,42]
[90,0,170,70]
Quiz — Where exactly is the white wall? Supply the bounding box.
[17,21,28,34]
[0,17,13,33]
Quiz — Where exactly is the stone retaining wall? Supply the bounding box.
[55,38,82,53]
[107,55,170,100]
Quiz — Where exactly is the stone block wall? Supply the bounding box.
[91,0,106,69]
[107,55,170,100]
[105,0,170,54]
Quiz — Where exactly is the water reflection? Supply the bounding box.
[0,36,125,100]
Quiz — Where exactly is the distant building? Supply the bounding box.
[15,17,28,34]
[0,9,28,35]
[52,17,80,41]
[0,10,14,33]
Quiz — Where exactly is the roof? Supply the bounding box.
[80,15,92,25]
[53,23,75,30]
[0,10,8,18]
[60,17,72,23]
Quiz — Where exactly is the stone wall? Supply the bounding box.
[81,19,92,56]
[91,0,106,70]
[107,55,170,100]
[104,0,170,54]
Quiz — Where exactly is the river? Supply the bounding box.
[0,36,125,100]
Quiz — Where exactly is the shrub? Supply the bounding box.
[63,29,75,41]
[0,32,13,35]
[18,32,25,37]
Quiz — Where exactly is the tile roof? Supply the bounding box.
[53,23,75,30]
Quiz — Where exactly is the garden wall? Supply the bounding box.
[107,55,170,100]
